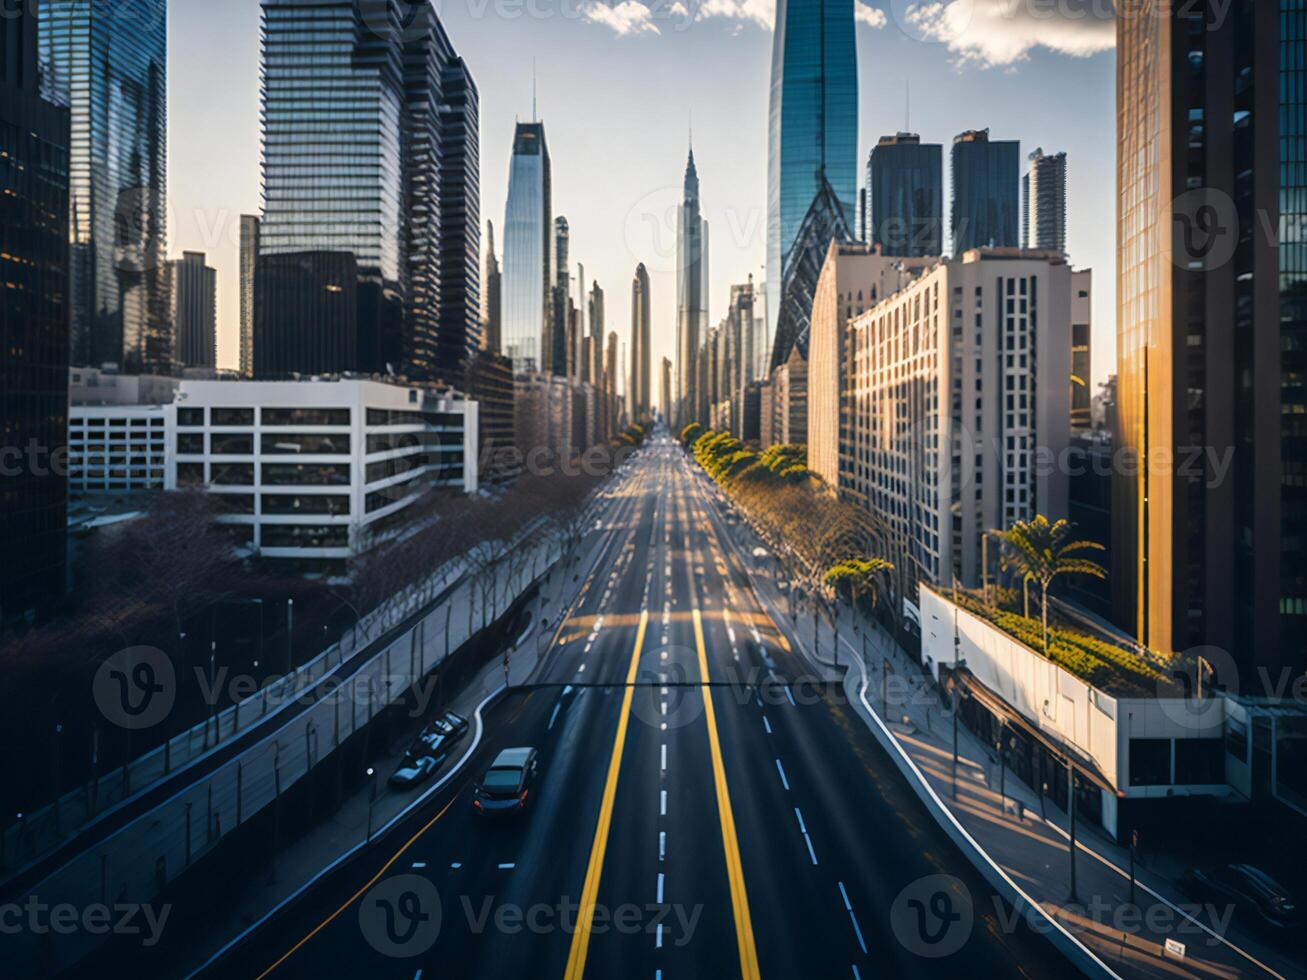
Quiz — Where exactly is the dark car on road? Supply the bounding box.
[389,755,439,789]
[473,747,539,817]
[425,712,469,742]
[1183,864,1300,933]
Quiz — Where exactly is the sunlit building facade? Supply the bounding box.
[1114,3,1307,677]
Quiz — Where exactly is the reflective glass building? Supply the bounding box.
[2,0,71,621]
[867,133,943,258]
[949,129,1019,253]
[503,122,551,373]
[676,149,709,426]
[39,0,169,373]
[259,0,478,380]
[1113,2,1307,678]
[767,0,858,338]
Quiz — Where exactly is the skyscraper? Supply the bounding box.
[550,216,571,377]
[676,148,709,425]
[867,133,943,257]
[39,0,170,373]
[258,0,478,380]
[660,357,674,423]
[239,215,260,376]
[2,0,70,623]
[170,252,217,371]
[589,281,605,386]
[631,263,651,417]
[1022,148,1067,253]
[503,121,552,373]
[766,0,858,338]
[482,220,502,354]
[1113,4,1307,677]
[950,129,1020,253]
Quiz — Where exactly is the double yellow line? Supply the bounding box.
[562,610,760,980]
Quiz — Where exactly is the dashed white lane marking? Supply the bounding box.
[839,881,868,954]
[796,808,819,865]
[763,715,772,735]
[660,744,668,771]
[498,863,516,870]
[852,967,862,980]
[656,923,665,949]
[656,872,665,903]
[577,663,587,674]
[659,831,666,861]
[411,862,426,869]
[450,862,462,869]
[660,790,667,815]
[785,686,797,708]
[548,701,563,730]
[775,758,790,791]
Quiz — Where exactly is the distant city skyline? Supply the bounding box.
[167,0,1117,398]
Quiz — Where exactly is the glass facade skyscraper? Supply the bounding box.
[949,129,1019,253]
[39,0,169,373]
[503,121,551,373]
[1113,2,1307,678]
[867,133,943,258]
[767,0,858,339]
[2,0,71,622]
[1021,148,1067,253]
[259,0,478,380]
[676,149,709,426]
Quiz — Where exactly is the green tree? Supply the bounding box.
[824,557,895,612]
[680,422,705,448]
[998,516,1106,655]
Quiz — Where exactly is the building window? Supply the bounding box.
[177,433,205,455]
[177,463,205,487]
[211,463,255,486]
[1128,739,1171,786]
[261,524,349,549]
[262,463,351,486]
[211,408,255,427]
[261,494,351,516]
[262,408,351,427]
[261,433,351,455]
[211,434,255,455]
[178,408,204,427]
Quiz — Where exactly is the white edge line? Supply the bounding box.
[186,683,504,979]
[848,654,1123,980]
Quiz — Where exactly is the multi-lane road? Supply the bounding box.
[215,436,1071,979]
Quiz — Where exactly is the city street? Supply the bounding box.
[216,439,1071,979]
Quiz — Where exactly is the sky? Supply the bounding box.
[168,0,1117,393]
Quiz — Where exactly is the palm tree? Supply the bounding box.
[998,516,1106,656]
[824,557,895,612]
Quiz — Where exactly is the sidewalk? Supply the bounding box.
[700,473,1304,980]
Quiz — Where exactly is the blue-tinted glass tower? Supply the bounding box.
[39,0,169,373]
[503,121,551,374]
[949,129,1019,253]
[767,0,858,339]
[867,133,943,257]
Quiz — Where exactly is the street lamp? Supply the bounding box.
[366,767,378,843]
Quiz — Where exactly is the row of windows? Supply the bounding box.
[177,407,352,428]
[176,463,352,488]
[177,433,353,456]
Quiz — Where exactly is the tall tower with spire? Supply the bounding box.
[482,220,502,353]
[676,145,709,427]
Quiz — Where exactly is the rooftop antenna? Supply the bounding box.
[905,81,910,132]
[532,59,538,122]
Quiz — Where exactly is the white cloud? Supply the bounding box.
[670,0,690,16]
[694,0,775,31]
[901,0,1114,68]
[856,2,887,28]
[581,0,663,35]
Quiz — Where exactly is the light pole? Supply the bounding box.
[285,599,295,675]
[1067,759,1079,903]
[366,767,378,843]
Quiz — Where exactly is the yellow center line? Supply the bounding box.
[693,607,761,980]
[562,609,650,980]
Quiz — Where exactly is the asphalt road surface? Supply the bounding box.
[212,437,1072,980]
